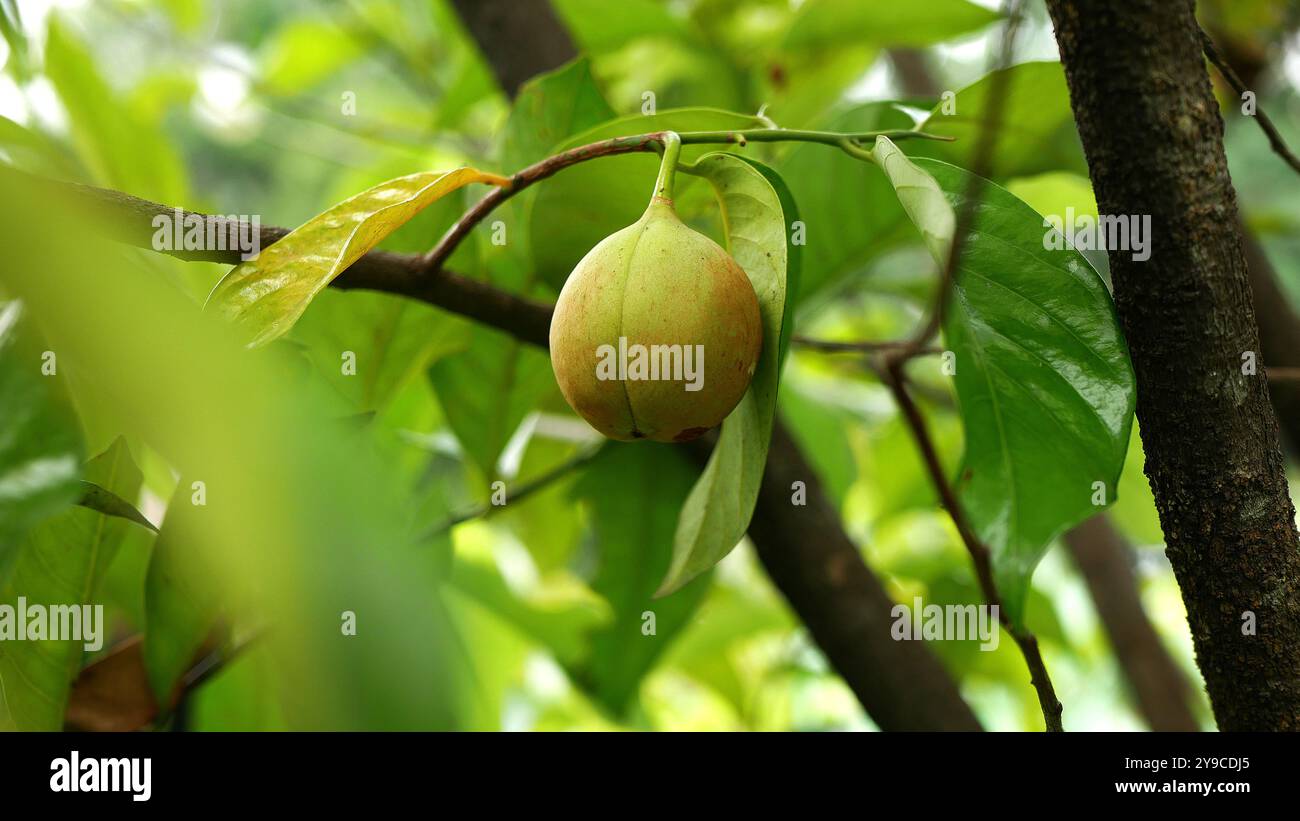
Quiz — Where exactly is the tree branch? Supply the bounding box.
[39,170,982,729]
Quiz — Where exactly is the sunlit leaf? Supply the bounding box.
[207,168,509,347]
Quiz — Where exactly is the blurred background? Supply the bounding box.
[2,0,1297,731]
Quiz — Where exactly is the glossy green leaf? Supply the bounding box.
[143,480,220,703]
[529,108,763,290]
[572,444,710,713]
[657,152,788,596]
[207,168,509,348]
[0,437,142,730]
[876,143,1136,623]
[0,299,83,576]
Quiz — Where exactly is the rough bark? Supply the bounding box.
[447,0,578,97]
[1047,0,1300,730]
[1064,517,1199,731]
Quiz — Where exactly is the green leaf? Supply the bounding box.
[501,56,615,172]
[657,152,788,595]
[445,545,610,667]
[529,108,764,290]
[429,325,555,482]
[0,299,83,576]
[143,480,220,703]
[782,0,999,50]
[259,19,368,95]
[734,156,802,368]
[0,437,142,730]
[206,168,509,348]
[915,62,1088,179]
[572,444,710,714]
[870,136,955,262]
[874,140,1136,623]
[44,18,188,204]
[78,480,157,532]
[289,289,469,412]
[776,102,920,302]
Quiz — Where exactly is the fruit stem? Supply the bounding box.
[652,132,683,202]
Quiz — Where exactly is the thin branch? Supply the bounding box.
[1265,366,1300,381]
[871,0,1065,731]
[422,127,950,271]
[793,335,942,356]
[1201,27,1300,176]
[880,357,1063,731]
[425,442,605,537]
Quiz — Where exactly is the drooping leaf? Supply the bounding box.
[870,136,955,262]
[0,299,83,579]
[872,138,1136,624]
[657,152,788,595]
[78,479,158,532]
[734,156,802,368]
[207,168,509,347]
[572,444,710,713]
[0,437,142,730]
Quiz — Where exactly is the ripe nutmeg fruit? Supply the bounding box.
[549,142,762,443]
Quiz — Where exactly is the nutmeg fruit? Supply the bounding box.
[549,195,762,442]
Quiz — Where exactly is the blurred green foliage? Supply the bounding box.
[7,0,1291,731]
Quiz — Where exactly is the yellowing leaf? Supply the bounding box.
[206,168,509,347]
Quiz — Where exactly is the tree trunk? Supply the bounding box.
[447,0,578,97]
[1047,0,1300,730]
